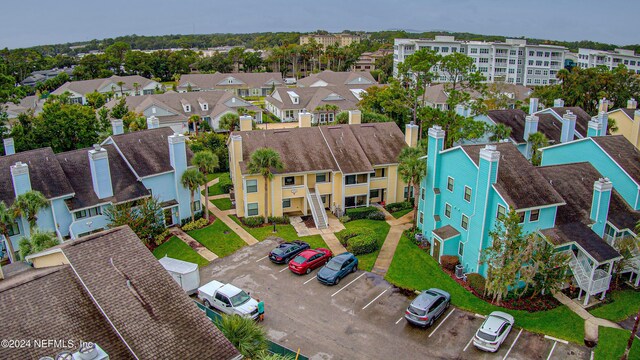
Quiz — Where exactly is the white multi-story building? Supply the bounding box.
[577,48,640,73]
[393,36,567,86]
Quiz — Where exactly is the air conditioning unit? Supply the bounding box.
[455,264,464,279]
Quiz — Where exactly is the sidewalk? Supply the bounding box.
[168,227,218,261]
[320,233,348,255]
[372,223,412,276]
[201,192,258,246]
[553,291,622,344]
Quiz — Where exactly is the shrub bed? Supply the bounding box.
[440,255,460,272]
[182,218,209,232]
[242,216,265,227]
[466,273,486,295]
[335,227,379,255]
[335,228,361,246]
[219,176,233,194]
[267,216,290,224]
[385,201,412,213]
[367,211,386,220]
[346,206,379,220]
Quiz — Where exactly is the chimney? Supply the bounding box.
[529,98,539,115]
[627,98,637,110]
[598,98,609,113]
[10,161,31,197]
[588,118,603,137]
[88,144,113,199]
[524,115,539,159]
[169,133,190,221]
[348,110,361,125]
[598,111,608,135]
[112,119,124,135]
[298,111,312,128]
[239,115,253,131]
[3,138,15,156]
[405,121,419,147]
[147,116,159,129]
[590,178,613,238]
[560,110,577,143]
[553,98,565,108]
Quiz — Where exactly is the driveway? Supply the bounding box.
[200,239,591,360]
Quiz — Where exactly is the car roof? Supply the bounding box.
[332,252,354,263]
[297,249,318,258]
[411,291,440,309]
[480,314,510,335]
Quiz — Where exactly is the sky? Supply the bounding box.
[1,0,638,49]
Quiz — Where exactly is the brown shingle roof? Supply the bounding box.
[297,70,377,87]
[349,122,407,167]
[266,85,372,112]
[541,223,620,263]
[591,135,640,186]
[319,126,373,174]
[549,107,592,138]
[462,143,565,210]
[178,72,283,90]
[433,225,460,240]
[487,109,528,143]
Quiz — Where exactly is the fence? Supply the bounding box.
[194,301,309,360]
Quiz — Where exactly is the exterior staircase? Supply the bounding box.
[568,251,611,296]
[306,187,328,230]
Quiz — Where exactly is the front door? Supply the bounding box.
[432,238,441,262]
[164,208,174,226]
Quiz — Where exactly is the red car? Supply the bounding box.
[288,248,333,275]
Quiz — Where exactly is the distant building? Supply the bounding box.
[3,95,44,124]
[607,98,640,150]
[51,75,160,105]
[421,83,532,111]
[352,49,392,73]
[20,67,74,87]
[177,72,283,97]
[297,70,377,88]
[577,48,640,73]
[394,36,567,85]
[300,33,362,49]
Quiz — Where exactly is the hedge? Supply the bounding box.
[182,218,209,232]
[242,216,265,227]
[385,201,413,213]
[346,206,379,220]
[467,273,486,295]
[267,216,289,224]
[440,255,460,272]
[367,211,386,220]
[347,232,378,255]
[335,228,362,246]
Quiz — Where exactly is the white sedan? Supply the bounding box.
[473,311,515,352]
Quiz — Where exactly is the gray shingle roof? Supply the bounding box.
[52,75,157,96]
[591,135,640,186]
[297,70,377,87]
[178,72,283,90]
[266,85,371,112]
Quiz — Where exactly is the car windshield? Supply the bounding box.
[408,305,426,316]
[292,255,306,264]
[271,248,284,256]
[229,291,251,307]
[326,260,342,271]
[477,330,497,342]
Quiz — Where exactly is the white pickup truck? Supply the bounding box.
[197,280,260,320]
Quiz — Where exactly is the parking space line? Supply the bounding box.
[546,341,557,360]
[279,267,289,273]
[474,313,486,319]
[544,335,568,344]
[463,335,474,352]
[502,328,523,360]
[362,287,390,310]
[303,276,317,284]
[331,273,366,297]
[255,255,268,262]
[395,317,404,325]
[428,309,455,338]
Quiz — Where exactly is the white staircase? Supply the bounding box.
[568,251,611,295]
[306,187,328,230]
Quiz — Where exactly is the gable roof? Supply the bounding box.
[0,147,75,205]
[297,70,377,87]
[487,109,528,143]
[109,127,193,178]
[590,135,640,186]
[266,85,370,112]
[178,72,283,90]
[52,75,157,96]
[461,142,565,210]
[535,106,592,139]
[235,122,407,175]
[15,227,240,359]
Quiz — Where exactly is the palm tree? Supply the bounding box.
[0,201,17,263]
[116,81,125,96]
[217,314,268,359]
[246,148,284,223]
[220,113,240,131]
[181,169,206,223]
[133,82,140,95]
[192,151,219,219]
[18,230,59,260]
[189,115,202,135]
[398,146,427,225]
[12,190,48,234]
[528,131,549,166]
[489,123,512,142]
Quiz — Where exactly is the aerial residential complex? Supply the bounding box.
[394,36,566,85]
[577,48,640,73]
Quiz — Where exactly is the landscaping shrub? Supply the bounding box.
[339,216,350,224]
[466,273,486,295]
[267,216,289,224]
[367,211,386,220]
[154,229,171,246]
[440,255,460,272]
[182,218,209,232]
[335,228,361,246]
[347,232,378,255]
[346,206,379,220]
[385,201,412,213]
[242,216,265,228]
[218,174,233,194]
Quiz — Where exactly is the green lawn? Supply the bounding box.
[206,172,226,182]
[594,327,640,360]
[385,235,586,344]
[203,173,231,196]
[230,215,327,248]
[187,220,247,257]
[391,208,412,219]
[341,219,391,272]
[211,197,233,210]
[590,289,640,322]
[153,236,208,267]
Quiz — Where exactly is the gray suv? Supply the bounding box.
[404,288,451,327]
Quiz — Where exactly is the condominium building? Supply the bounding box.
[300,33,362,49]
[393,36,567,86]
[577,48,640,73]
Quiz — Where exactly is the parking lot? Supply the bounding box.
[200,239,592,360]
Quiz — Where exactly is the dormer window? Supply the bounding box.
[184,105,191,112]
[287,91,299,104]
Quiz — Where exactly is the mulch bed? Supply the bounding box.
[301,215,316,229]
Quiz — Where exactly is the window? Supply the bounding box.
[345,174,367,185]
[192,200,201,212]
[403,186,414,200]
[316,173,328,183]
[444,203,452,218]
[75,209,88,219]
[470,48,478,54]
[479,58,489,63]
[447,177,454,192]
[480,48,489,54]
[441,47,449,53]
[247,203,259,216]
[536,51,543,57]
[7,222,19,237]
[517,211,525,223]
[246,179,258,193]
[419,212,424,224]
[461,214,469,230]
[464,186,472,202]
[283,199,291,208]
[529,51,534,56]
[284,110,294,119]
[458,242,464,257]
[530,209,540,222]
[371,168,385,178]
[283,176,295,186]
[497,205,506,219]
[421,188,425,200]
[345,175,356,185]
[369,189,380,198]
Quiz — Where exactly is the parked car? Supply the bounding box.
[473,311,515,352]
[404,288,451,327]
[269,240,310,264]
[289,248,333,275]
[197,280,260,320]
[317,252,358,285]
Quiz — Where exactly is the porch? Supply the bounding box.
[567,250,615,307]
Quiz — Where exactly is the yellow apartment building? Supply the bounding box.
[228,111,417,229]
[608,98,640,149]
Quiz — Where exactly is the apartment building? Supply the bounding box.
[228,112,415,229]
[300,33,362,49]
[351,49,393,72]
[52,75,160,105]
[393,36,566,85]
[577,48,640,73]
[608,99,640,149]
[176,72,283,97]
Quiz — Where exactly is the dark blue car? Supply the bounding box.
[269,240,310,264]
[317,252,358,285]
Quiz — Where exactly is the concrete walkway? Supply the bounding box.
[372,223,412,276]
[200,191,258,246]
[553,291,622,344]
[387,210,415,226]
[320,233,348,255]
[168,227,218,261]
